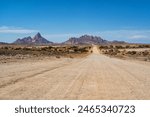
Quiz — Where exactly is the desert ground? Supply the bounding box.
[0,45,150,99]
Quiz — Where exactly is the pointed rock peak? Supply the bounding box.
[34,32,42,38]
[37,32,41,36]
[13,32,53,44]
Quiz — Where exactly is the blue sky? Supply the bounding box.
[0,0,150,43]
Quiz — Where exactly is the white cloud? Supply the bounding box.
[96,30,150,41]
[0,26,38,34]
[129,35,148,39]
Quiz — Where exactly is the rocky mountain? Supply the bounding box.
[14,36,32,44]
[14,33,53,44]
[32,33,51,44]
[63,35,127,45]
[64,35,108,45]
[13,33,126,45]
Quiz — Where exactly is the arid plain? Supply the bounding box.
[0,45,150,99]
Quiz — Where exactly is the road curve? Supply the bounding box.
[0,46,150,99]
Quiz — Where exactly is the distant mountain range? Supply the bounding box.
[0,32,126,45]
[63,35,109,45]
[63,35,126,45]
[14,32,53,44]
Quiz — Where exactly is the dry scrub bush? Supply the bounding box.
[0,46,91,57]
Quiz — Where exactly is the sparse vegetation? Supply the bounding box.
[0,45,92,63]
[99,44,150,50]
[99,44,150,61]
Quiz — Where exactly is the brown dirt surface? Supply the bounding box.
[0,46,150,99]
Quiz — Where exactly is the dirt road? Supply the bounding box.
[0,46,150,99]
